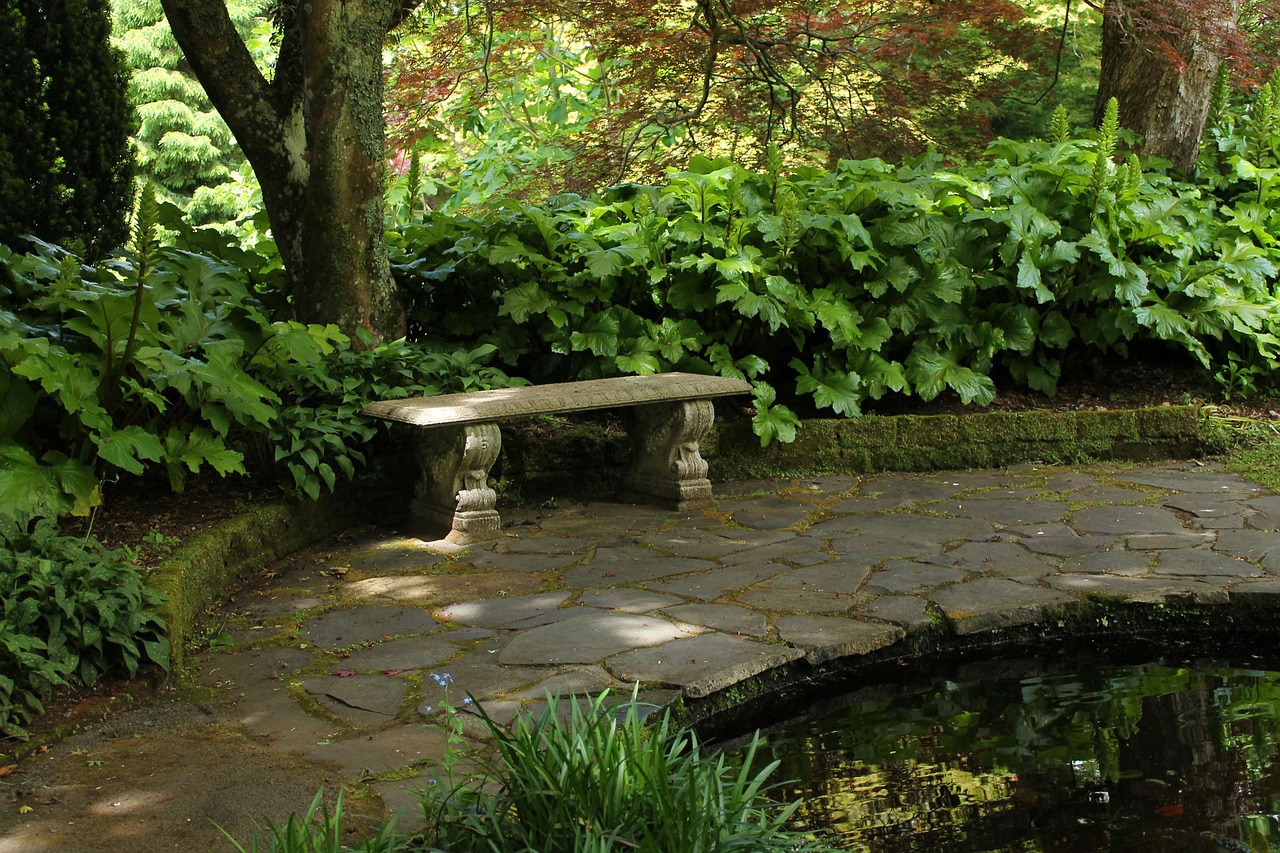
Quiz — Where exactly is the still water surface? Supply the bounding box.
[752,657,1280,852]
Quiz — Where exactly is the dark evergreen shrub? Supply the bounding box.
[0,0,135,256]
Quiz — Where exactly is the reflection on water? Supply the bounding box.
[751,659,1280,852]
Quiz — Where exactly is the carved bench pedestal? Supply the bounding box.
[410,423,502,546]
[621,400,715,511]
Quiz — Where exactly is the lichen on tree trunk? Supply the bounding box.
[160,0,412,347]
[1095,0,1242,172]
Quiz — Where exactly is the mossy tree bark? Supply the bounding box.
[1095,0,1242,173]
[159,0,413,346]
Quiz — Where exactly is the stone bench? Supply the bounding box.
[362,372,753,545]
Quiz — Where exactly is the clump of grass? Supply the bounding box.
[231,690,829,852]
[421,691,828,852]
[1224,420,1280,493]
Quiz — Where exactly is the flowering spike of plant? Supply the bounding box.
[1091,97,1121,210]
[1050,105,1070,145]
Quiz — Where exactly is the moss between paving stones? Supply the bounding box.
[150,494,354,673]
[147,405,1216,681]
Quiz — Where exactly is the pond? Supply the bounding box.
[737,649,1280,852]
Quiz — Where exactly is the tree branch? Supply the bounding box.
[158,0,285,155]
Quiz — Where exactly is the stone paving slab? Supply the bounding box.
[299,605,439,648]
[188,460,1280,834]
[931,577,1077,634]
[774,615,904,663]
[607,633,803,698]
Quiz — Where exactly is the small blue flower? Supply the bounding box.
[463,697,473,705]
[430,672,454,687]
[423,705,434,713]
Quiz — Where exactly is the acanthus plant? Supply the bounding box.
[391,90,1280,445]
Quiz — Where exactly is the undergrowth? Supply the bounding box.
[0,514,168,739]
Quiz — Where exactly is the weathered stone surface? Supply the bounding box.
[930,578,1076,634]
[662,603,769,636]
[1246,496,1280,530]
[736,586,863,614]
[439,592,571,627]
[1046,574,1229,605]
[365,373,750,425]
[607,633,803,698]
[762,563,872,593]
[811,534,939,566]
[338,636,457,673]
[1113,467,1262,493]
[498,611,702,665]
[1068,486,1154,504]
[1017,527,1115,557]
[341,572,544,604]
[1155,549,1264,577]
[300,674,411,726]
[511,666,622,699]
[231,688,338,754]
[502,536,594,554]
[859,595,935,631]
[774,615,904,663]
[1070,505,1185,536]
[920,542,1055,577]
[645,562,789,600]
[642,527,797,560]
[227,593,325,621]
[344,542,446,575]
[1161,494,1250,520]
[856,478,967,502]
[1124,532,1214,550]
[416,653,551,713]
[576,589,685,613]
[810,513,993,545]
[300,606,438,649]
[827,496,919,514]
[195,646,318,690]
[1214,530,1280,569]
[1228,580,1280,603]
[1043,472,1100,491]
[933,499,1069,526]
[868,561,968,594]
[306,724,451,777]
[563,547,717,587]
[730,508,814,530]
[1060,550,1153,576]
[454,550,583,574]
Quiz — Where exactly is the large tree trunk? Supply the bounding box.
[159,0,409,346]
[1095,0,1242,172]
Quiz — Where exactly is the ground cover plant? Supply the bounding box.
[0,514,168,738]
[232,691,829,852]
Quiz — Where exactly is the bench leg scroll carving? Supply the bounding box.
[623,400,715,510]
[410,423,502,545]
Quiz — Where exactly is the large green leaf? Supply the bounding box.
[94,426,166,476]
[905,346,996,405]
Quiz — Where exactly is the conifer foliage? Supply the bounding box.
[111,0,268,226]
[0,0,134,257]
